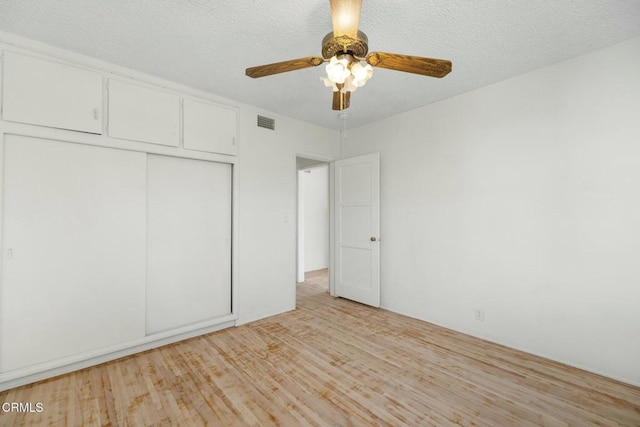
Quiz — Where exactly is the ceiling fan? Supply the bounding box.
[245,0,452,111]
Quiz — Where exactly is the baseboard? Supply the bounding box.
[0,319,236,392]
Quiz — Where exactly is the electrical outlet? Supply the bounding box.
[474,308,485,321]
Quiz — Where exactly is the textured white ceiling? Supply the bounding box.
[1,0,639,130]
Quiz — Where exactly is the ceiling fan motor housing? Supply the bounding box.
[322,31,369,59]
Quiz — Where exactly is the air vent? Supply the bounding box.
[257,115,275,130]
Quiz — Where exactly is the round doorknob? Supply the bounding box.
[370,237,377,242]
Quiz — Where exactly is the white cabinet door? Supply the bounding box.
[183,99,237,155]
[1,51,103,134]
[108,79,180,147]
[1,135,147,373]
[146,154,232,334]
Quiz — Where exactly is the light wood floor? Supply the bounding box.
[2,269,639,426]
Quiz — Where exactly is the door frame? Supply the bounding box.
[295,151,335,293]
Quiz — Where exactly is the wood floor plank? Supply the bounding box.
[1,268,639,426]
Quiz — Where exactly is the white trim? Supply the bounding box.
[0,318,236,392]
[295,150,335,164]
[329,161,336,296]
[0,123,236,165]
[411,315,640,389]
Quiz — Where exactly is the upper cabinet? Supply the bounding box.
[1,51,237,153]
[108,79,180,147]
[183,99,237,156]
[1,51,103,134]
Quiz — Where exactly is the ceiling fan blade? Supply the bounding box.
[246,57,324,78]
[366,52,452,78]
[330,0,362,38]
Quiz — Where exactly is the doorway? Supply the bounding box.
[296,156,330,292]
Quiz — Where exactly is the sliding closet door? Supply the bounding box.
[146,155,232,334]
[1,135,147,372]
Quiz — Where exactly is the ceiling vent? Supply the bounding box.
[257,115,275,130]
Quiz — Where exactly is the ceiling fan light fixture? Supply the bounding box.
[330,0,362,39]
[342,75,357,93]
[325,55,352,84]
[323,55,373,95]
[350,62,373,87]
[320,77,340,92]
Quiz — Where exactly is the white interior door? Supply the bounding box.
[334,153,380,307]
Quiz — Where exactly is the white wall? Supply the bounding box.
[341,38,640,386]
[236,110,338,324]
[301,164,329,272]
